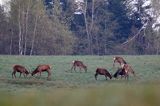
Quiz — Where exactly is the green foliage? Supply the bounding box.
[0,5,10,54]
[6,0,75,55]
[107,0,132,42]
[0,0,160,55]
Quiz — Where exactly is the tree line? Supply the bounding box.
[0,0,160,55]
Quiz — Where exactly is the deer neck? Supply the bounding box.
[121,64,125,68]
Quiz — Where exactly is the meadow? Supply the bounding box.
[0,55,160,106]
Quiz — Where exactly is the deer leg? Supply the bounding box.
[74,66,76,72]
[23,72,26,78]
[85,69,87,73]
[124,74,129,80]
[121,75,123,79]
[12,72,16,78]
[12,73,13,78]
[79,67,82,73]
[14,74,16,78]
[71,66,74,72]
[12,72,14,78]
[105,75,108,80]
[95,73,98,80]
[125,75,127,80]
[13,72,16,78]
[15,73,17,78]
[132,71,136,77]
[47,70,51,80]
[113,60,116,67]
[19,73,22,78]
[126,74,129,80]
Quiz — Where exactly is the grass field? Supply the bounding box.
[0,55,160,106]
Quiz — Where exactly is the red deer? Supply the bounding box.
[71,60,87,72]
[31,64,51,80]
[12,65,29,78]
[95,68,112,80]
[113,56,127,67]
[122,64,136,78]
[113,68,128,79]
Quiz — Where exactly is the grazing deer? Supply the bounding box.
[113,56,127,67]
[113,68,129,80]
[95,68,112,80]
[31,64,51,80]
[71,60,87,72]
[12,65,29,78]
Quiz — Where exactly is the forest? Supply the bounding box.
[0,0,160,55]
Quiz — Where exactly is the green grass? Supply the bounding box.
[0,55,160,106]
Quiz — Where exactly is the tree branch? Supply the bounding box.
[121,21,149,46]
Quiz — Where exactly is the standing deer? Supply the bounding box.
[95,68,112,80]
[31,64,51,80]
[113,56,127,68]
[122,64,136,78]
[12,65,30,78]
[71,60,87,72]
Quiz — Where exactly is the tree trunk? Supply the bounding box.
[18,5,22,55]
[9,29,13,55]
[24,0,30,55]
[96,34,100,55]
[90,0,95,54]
[156,31,160,55]
[30,15,38,56]
[84,0,92,55]
[21,7,25,55]
[91,0,94,31]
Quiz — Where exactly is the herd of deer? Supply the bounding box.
[12,56,136,80]
[95,56,136,80]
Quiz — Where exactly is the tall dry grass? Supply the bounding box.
[0,83,160,106]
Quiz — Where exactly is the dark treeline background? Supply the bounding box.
[0,0,160,55]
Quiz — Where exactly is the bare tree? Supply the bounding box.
[30,15,38,55]
[83,0,92,54]
[18,3,23,55]
[9,29,13,55]
[24,0,31,55]
[90,0,94,32]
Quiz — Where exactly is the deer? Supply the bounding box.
[113,67,129,80]
[31,64,51,80]
[95,68,112,80]
[12,65,30,78]
[71,60,87,72]
[122,64,136,78]
[113,56,127,68]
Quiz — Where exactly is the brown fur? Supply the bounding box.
[95,68,112,80]
[12,65,29,78]
[31,64,51,80]
[113,56,127,67]
[122,64,136,77]
[71,60,87,72]
[113,68,129,80]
